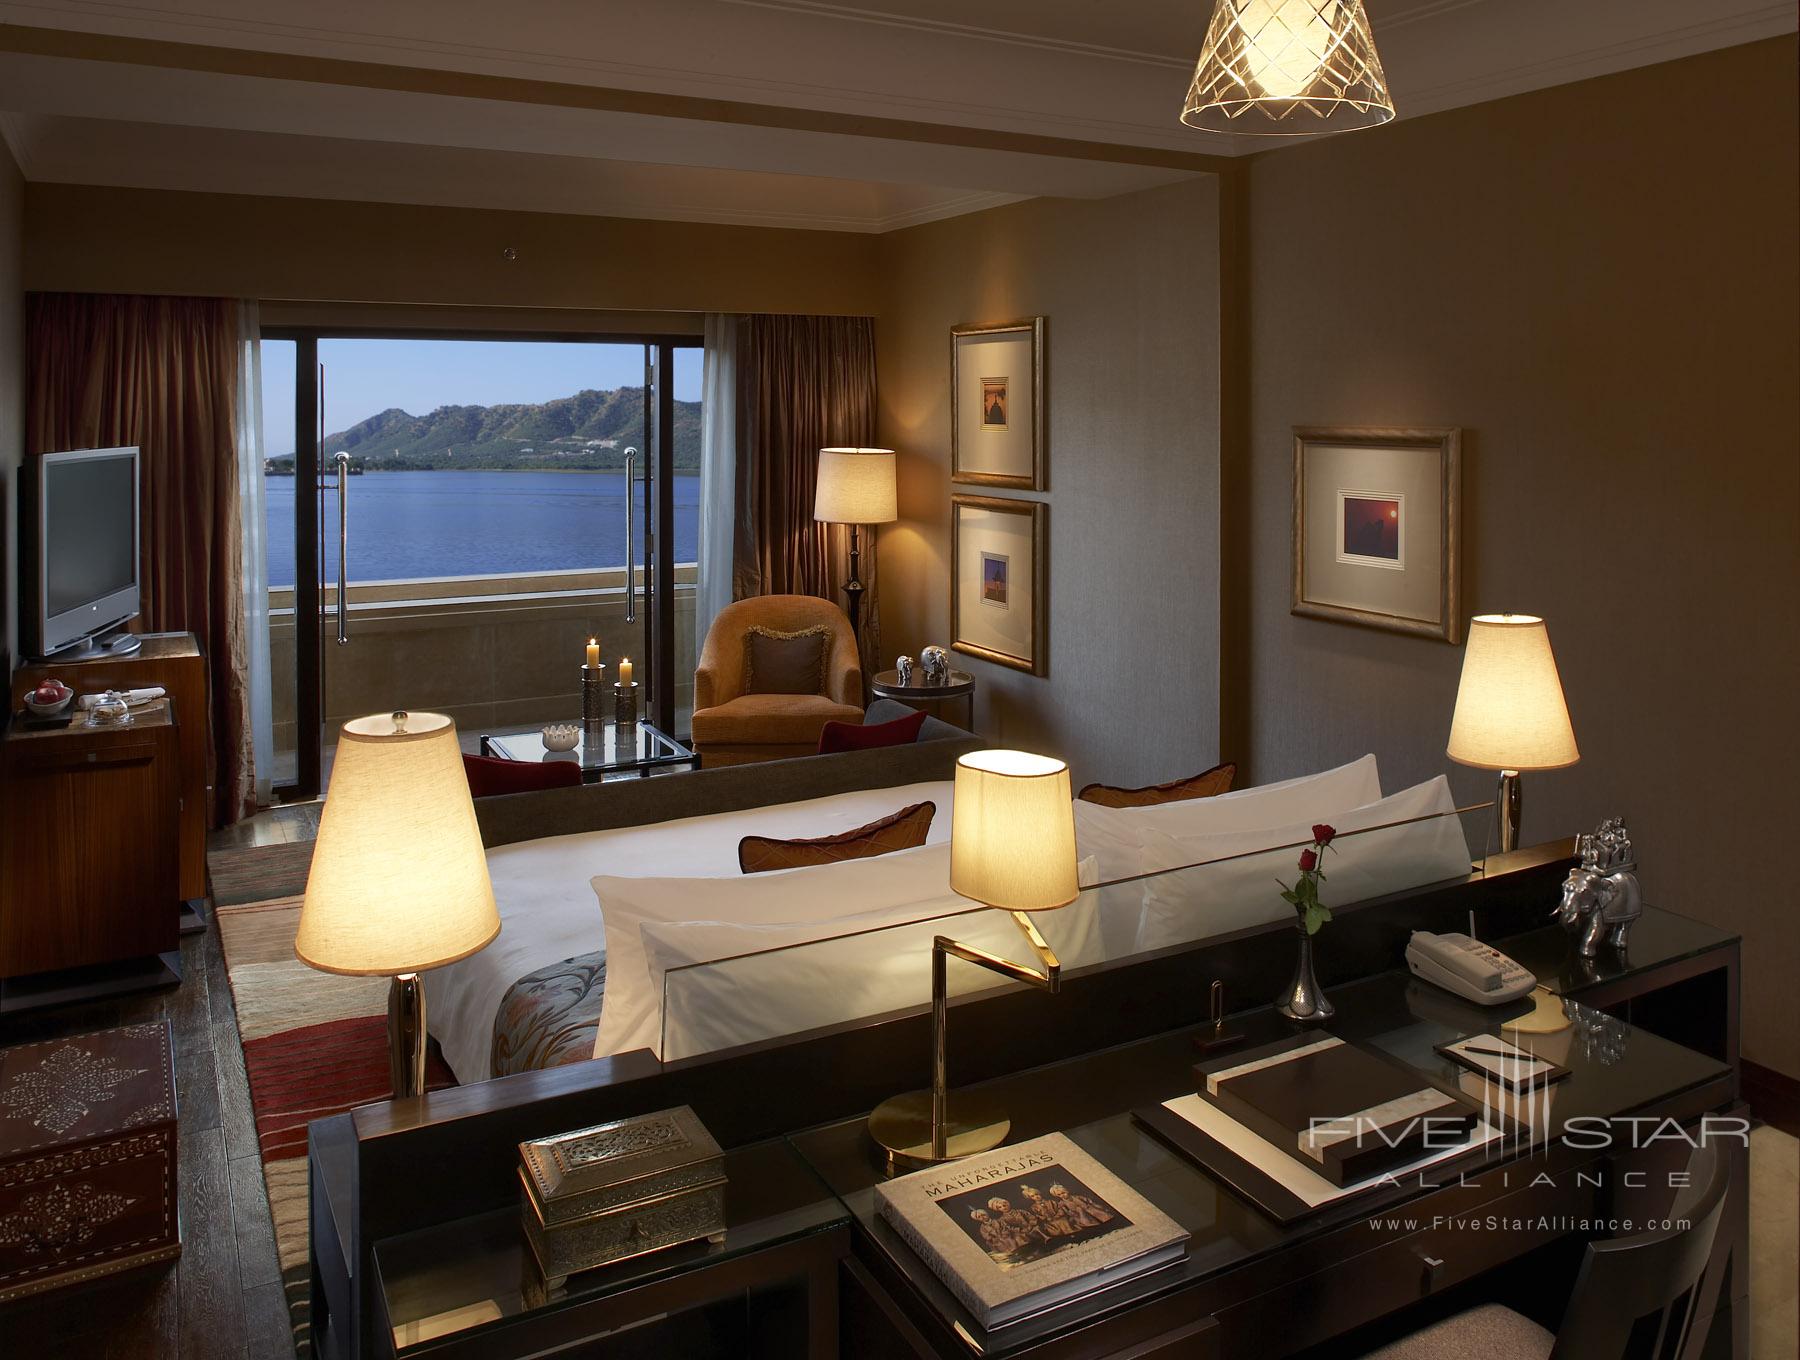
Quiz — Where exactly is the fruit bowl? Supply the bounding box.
[23,681,73,718]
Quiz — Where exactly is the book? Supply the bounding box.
[873,1133,1189,1331]
[1199,1034,1479,1187]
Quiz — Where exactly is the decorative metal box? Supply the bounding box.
[518,1104,726,1287]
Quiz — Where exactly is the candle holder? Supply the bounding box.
[581,663,608,735]
[613,681,639,731]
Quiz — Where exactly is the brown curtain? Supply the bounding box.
[26,293,253,825]
[736,314,882,676]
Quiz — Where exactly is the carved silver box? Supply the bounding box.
[518,1104,726,1286]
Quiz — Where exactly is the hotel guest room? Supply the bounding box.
[0,4,1794,1358]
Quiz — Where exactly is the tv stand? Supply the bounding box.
[40,629,143,664]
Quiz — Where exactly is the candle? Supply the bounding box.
[618,657,634,687]
[586,637,600,669]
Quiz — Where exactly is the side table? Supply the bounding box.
[870,669,976,732]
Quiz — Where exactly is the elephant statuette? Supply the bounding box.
[894,655,915,686]
[1553,818,1642,958]
[920,646,951,686]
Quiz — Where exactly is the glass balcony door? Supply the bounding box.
[260,330,697,798]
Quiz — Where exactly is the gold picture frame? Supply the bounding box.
[951,318,1045,490]
[1292,426,1462,643]
[951,495,1047,675]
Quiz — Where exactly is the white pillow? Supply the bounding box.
[1074,753,1382,888]
[1132,775,1471,953]
[643,856,1102,1061]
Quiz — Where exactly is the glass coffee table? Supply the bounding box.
[480,722,696,782]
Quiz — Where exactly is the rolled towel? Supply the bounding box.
[78,686,166,709]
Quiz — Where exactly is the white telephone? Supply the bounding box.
[1405,931,1536,1005]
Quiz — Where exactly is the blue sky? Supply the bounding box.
[260,338,702,457]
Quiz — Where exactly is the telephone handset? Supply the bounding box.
[1405,931,1536,1005]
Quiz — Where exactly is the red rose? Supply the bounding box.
[1298,848,1318,872]
[1312,824,1336,848]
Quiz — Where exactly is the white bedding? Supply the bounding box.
[422,780,954,1082]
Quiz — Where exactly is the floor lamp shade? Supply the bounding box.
[296,711,499,977]
[1447,615,1580,772]
[813,448,897,525]
[950,750,1079,912]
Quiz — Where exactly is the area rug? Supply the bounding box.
[209,839,455,1357]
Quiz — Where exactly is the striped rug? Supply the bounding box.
[209,840,455,1357]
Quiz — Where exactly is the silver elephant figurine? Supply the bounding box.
[894,655,915,686]
[920,645,950,686]
[1553,818,1642,957]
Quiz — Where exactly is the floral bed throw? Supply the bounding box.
[490,953,606,1078]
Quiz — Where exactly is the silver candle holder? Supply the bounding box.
[581,663,608,736]
[613,681,639,730]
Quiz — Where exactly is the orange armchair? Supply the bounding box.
[690,595,865,766]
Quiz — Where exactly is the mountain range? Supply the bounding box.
[316,386,700,472]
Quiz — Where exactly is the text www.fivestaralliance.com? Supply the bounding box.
[1369,1215,1690,1234]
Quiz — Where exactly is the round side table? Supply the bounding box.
[870,668,976,732]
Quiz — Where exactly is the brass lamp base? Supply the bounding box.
[388,972,427,1100]
[868,1089,1010,1174]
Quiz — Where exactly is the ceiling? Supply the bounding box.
[0,1,1790,232]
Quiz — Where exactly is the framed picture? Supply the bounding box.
[1292,426,1462,643]
[952,318,1044,490]
[952,495,1046,674]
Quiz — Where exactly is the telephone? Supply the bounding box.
[1405,931,1536,1005]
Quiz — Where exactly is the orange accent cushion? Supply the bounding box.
[1076,762,1237,808]
[738,801,936,874]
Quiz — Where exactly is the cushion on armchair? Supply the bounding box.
[818,708,927,754]
[689,693,865,747]
[743,625,830,695]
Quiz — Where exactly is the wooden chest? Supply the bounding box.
[0,1021,180,1302]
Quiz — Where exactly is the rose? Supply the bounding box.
[1312,824,1336,848]
[1298,848,1318,873]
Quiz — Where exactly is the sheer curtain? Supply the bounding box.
[697,314,739,653]
[235,302,274,807]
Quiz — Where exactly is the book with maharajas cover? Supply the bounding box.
[873,1132,1189,1331]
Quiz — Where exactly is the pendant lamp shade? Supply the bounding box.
[1183,0,1395,136]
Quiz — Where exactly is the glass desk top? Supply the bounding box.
[482,721,694,779]
[1497,906,1738,998]
[374,1138,845,1354]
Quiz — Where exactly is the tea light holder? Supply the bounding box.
[581,663,608,735]
[613,681,639,731]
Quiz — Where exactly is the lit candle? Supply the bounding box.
[618,658,634,687]
[586,637,600,669]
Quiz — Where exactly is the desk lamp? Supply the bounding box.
[1447,614,1580,852]
[868,750,1078,1172]
[813,447,897,638]
[296,711,499,1099]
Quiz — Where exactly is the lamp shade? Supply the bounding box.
[1447,615,1580,773]
[1182,0,1395,136]
[950,750,1079,912]
[814,447,897,525]
[296,711,499,976]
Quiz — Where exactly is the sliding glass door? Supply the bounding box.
[258,329,700,797]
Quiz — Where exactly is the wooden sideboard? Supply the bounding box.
[12,632,209,903]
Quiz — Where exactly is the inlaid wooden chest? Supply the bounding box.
[0,1021,180,1301]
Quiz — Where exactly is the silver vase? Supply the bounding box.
[1277,923,1335,1023]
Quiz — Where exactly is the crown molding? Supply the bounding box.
[871,189,1027,233]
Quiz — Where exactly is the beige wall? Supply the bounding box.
[0,139,22,669]
[24,185,882,316]
[874,177,1222,786]
[1233,37,1800,1076]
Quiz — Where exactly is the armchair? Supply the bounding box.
[691,595,865,766]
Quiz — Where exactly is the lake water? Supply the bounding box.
[264,469,702,587]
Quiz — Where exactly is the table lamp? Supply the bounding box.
[868,750,1079,1172]
[1447,614,1580,852]
[813,447,897,637]
[295,711,499,1099]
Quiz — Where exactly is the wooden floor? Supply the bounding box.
[3,802,322,1359]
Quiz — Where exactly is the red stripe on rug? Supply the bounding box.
[243,1015,456,1163]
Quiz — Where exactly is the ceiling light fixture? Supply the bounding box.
[1182,0,1395,136]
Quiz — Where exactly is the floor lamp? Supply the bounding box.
[295,711,500,1099]
[813,447,897,638]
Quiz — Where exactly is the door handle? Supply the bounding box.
[622,447,637,625]
[334,451,350,644]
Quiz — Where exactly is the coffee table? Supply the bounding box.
[480,722,696,782]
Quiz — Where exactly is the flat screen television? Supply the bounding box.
[22,446,143,660]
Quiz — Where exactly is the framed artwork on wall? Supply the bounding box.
[1292,426,1462,643]
[951,494,1046,674]
[951,318,1045,490]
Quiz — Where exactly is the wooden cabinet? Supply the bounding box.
[12,632,209,902]
[0,700,181,993]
